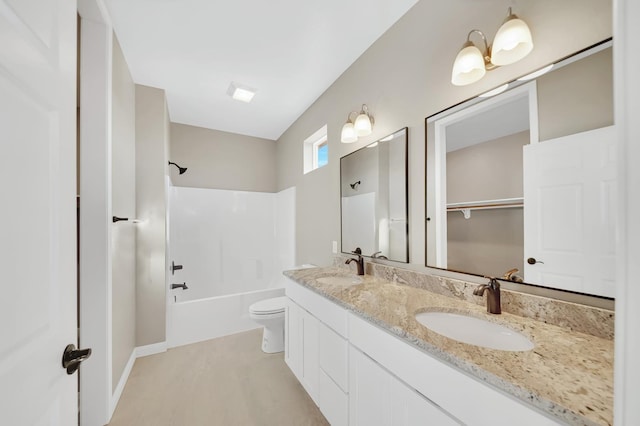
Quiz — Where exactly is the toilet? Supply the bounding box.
[249,296,288,353]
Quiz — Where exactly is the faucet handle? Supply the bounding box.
[488,277,500,289]
[351,247,362,256]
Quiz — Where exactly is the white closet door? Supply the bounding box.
[523,126,616,297]
[0,0,78,424]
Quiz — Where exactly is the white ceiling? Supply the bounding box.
[104,0,419,140]
[445,96,530,153]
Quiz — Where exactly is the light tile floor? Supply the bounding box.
[108,329,329,426]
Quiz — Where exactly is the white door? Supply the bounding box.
[523,126,616,297]
[0,0,79,424]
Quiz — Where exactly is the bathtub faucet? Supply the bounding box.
[345,247,365,276]
[171,282,189,290]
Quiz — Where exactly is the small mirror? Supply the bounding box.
[426,40,614,298]
[341,128,408,262]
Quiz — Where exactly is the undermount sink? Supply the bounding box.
[317,276,363,286]
[415,311,534,352]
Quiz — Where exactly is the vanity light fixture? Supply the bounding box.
[354,104,374,136]
[451,7,533,86]
[227,82,256,103]
[341,104,374,143]
[340,112,358,143]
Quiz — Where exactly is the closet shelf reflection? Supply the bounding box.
[446,197,524,219]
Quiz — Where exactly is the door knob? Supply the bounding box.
[62,344,92,375]
[527,257,544,265]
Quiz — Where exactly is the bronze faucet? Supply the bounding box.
[345,247,365,275]
[473,277,501,314]
[502,268,523,283]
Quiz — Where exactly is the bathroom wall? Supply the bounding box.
[275,0,613,266]
[169,123,277,192]
[445,131,528,276]
[537,47,613,141]
[135,84,169,347]
[111,36,136,392]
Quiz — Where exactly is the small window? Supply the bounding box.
[304,125,328,174]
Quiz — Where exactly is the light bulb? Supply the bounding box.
[341,122,357,143]
[354,112,372,137]
[491,13,533,66]
[451,43,486,86]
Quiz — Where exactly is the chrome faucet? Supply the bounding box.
[473,277,501,314]
[371,251,388,260]
[345,247,365,275]
[171,282,188,290]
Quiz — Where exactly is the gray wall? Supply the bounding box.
[446,132,528,276]
[170,123,277,192]
[276,0,612,266]
[447,132,528,203]
[135,85,169,346]
[538,47,614,141]
[111,36,136,391]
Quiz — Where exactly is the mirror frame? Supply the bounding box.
[340,127,409,262]
[424,38,614,300]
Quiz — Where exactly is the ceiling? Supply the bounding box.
[104,0,419,140]
[445,95,530,153]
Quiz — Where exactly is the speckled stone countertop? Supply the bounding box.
[283,266,614,426]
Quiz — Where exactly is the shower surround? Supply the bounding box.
[167,186,295,347]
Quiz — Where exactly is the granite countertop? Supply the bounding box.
[284,266,614,426]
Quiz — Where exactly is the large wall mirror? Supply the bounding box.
[341,127,409,262]
[426,39,614,298]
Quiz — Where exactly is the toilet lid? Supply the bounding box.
[249,296,287,314]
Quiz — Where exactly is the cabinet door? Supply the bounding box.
[349,346,392,426]
[390,377,461,426]
[301,310,320,404]
[284,299,301,379]
[319,321,349,392]
[319,369,349,426]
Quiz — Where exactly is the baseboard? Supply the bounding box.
[136,341,167,358]
[110,349,136,419]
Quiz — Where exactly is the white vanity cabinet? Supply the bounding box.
[348,313,562,426]
[284,297,319,404]
[285,279,349,425]
[349,345,459,426]
[284,277,562,426]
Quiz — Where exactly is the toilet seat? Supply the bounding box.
[249,296,287,315]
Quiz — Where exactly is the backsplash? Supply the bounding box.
[334,255,614,340]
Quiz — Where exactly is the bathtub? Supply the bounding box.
[166,185,297,348]
[167,287,285,348]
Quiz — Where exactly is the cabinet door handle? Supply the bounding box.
[527,257,544,265]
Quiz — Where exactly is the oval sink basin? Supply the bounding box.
[415,311,534,351]
[317,276,363,286]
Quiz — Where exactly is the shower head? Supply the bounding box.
[168,161,188,175]
[350,180,361,190]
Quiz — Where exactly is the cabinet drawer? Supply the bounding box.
[319,369,348,426]
[319,322,349,392]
